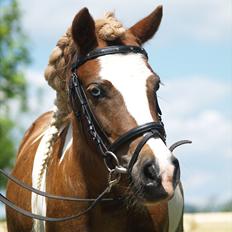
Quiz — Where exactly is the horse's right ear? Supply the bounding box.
[71,8,98,55]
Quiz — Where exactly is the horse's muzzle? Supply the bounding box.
[133,156,180,202]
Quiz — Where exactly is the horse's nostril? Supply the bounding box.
[143,162,160,183]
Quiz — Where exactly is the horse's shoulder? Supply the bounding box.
[16,111,53,158]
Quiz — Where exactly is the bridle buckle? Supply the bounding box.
[104,151,127,174]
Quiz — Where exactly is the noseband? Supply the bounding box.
[0,45,191,222]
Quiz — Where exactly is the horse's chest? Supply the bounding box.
[88,203,168,232]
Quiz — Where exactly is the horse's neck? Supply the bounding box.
[48,117,108,197]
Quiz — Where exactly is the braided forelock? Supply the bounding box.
[95,12,126,41]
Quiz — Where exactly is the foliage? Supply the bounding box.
[0,118,15,187]
[0,0,30,188]
[0,0,30,113]
[219,199,232,212]
[185,199,232,213]
[185,203,199,213]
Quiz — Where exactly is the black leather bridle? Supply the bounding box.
[0,45,191,222]
[69,45,166,175]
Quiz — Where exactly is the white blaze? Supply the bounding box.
[99,53,153,125]
[99,53,172,164]
[147,138,172,171]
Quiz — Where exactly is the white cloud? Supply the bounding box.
[184,172,212,191]
[9,69,55,131]
[25,69,47,87]
[19,0,232,43]
[159,76,231,117]
[25,70,55,116]
[159,76,232,158]
[164,0,232,41]
[157,75,232,204]
[166,110,231,147]
[183,168,232,206]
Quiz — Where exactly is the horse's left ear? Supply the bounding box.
[129,5,163,44]
[71,8,98,55]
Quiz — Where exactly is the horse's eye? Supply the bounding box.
[91,86,101,97]
[89,85,105,98]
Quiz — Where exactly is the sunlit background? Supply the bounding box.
[0,0,232,219]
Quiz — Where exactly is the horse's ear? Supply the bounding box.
[71,8,98,55]
[129,5,163,44]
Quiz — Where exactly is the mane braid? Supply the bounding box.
[44,27,76,118]
[31,105,67,231]
[35,107,63,189]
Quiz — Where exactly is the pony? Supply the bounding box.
[5,6,185,232]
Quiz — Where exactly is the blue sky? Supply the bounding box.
[14,0,232,206]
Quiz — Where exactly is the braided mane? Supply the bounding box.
[33,13,126,229]
[32,14,126,204]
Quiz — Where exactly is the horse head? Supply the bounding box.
[69,6,180,204]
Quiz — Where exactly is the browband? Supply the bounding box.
[72,45,148,71]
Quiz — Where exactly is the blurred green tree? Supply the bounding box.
[220,199,232,212]
[0,0,30,188]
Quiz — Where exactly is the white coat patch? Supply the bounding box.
[168,184,184,232]
[59,123,73,164]
[31,127,55,231]
[31,122,70,231]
